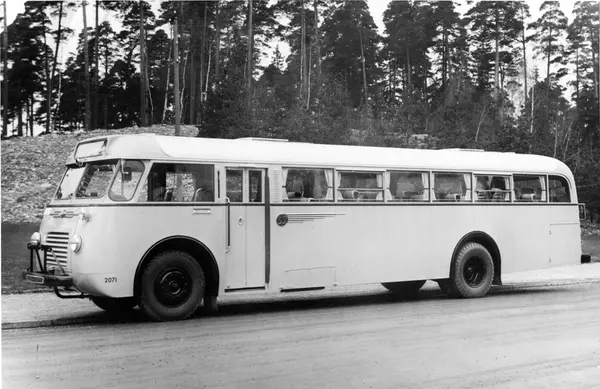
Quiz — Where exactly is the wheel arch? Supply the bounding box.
[450,231,502,285]
[134,236,220,298]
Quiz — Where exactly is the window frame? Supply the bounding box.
[473,173,513,203]
[336,169,385,202]
[386,170,431,203]
[513,173,548,203]
[281,167,335,203]
[139,161,216,203]
[431,171,473,203]
[548,174,572,204]
[108,159,146,202]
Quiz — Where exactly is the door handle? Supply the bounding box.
[225,197,231,251]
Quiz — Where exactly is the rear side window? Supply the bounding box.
[282,168,334,202]
[432,173,471,202]
[337,171,383,201]
[474,175,511,202]
[549,176,571,203]
[388,171,429,202]
[514,175,546,202]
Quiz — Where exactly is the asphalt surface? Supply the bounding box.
[2,267,600,388]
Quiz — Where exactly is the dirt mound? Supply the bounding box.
[1,125,198,224]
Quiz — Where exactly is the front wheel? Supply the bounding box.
[138,250,205,321]
[90,296,138,313]
[382,280,426,296]
[448,242,494,298]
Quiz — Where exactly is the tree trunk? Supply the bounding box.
[180,51,189,124]
[94,0,99,130]
[494,10,500,103]
[521,15,527,109]
[494,9,501,131]
[200,1,207,104]
[17,106,23,137]
[29,96,34,136]
[575,47,580,102]
[215,2,221,91]
[300,0,306,99]
[26,97,30,136]
[83,1,91,131]
[190,53,196,124]
[162,39,172,124]
[2,0,8,137]
[139,4,147,127]
[306,42,311,110]
[174,18,181,135]
[359,28,368,108]
[314,0,320,98]
[246,0,253,112]
[530,78,534,134]
[442,25,448,91]
[43,19,50,135]
[405,46,411,93]
[48,1,64,134]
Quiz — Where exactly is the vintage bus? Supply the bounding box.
[23,133,584,321]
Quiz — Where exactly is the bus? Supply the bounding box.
[23,133,584,321]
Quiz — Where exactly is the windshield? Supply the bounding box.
[54,161,118,200]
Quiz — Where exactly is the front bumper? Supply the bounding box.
[22,243,73,287]
[22,270,73,287]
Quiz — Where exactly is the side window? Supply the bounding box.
[226,169,243,203]
[109,160,145,201]
[388,171,429,202]
[337,171,383,202]
[282,168,334,202]
[514,175,546,202]
[549,175,571,203]
[432,173,471,202]
[138,163,214,202]
[474,175,511,202]
[249,170,263,203]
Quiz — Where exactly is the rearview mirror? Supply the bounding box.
[122,166,132,183]
[579,203,587,220]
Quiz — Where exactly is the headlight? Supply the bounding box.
[69,235,83,253]
[29,232,41,247]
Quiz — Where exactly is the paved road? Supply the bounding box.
[3,283,600,389]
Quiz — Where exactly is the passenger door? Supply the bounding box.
[223,168,266,290]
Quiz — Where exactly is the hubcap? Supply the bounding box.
[155,268,192,308]
[463,256,486,288]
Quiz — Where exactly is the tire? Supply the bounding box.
[448,242,494,298]
[382,280,426,295]
[90,296,138,312]
[138,250,205,321]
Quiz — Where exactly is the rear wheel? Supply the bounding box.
[90,296,138,313]
[138,250,205,321]
[448,242,494,298]
[381,280,426,296]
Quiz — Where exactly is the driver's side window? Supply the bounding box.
[138,163,215,203]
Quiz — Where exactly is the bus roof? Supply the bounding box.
[69,133,573,178]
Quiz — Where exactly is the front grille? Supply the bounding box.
[45,232,70,272]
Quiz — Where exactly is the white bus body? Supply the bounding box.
[23,133,582,321]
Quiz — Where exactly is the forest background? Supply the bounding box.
[1,0,599,208]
